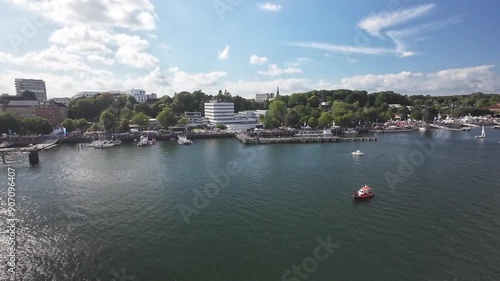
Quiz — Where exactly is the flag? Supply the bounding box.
[63,127,67,136]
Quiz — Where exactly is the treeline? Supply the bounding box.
[1,89,497,135]
[0,113,53,135]
[262,90,498,128]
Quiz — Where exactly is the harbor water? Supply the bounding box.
[1,128,499,281]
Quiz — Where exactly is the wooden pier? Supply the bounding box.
[235,133,377,144]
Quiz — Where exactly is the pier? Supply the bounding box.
[0,139,58,165]
[235,132,377,144]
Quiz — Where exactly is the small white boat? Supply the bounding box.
[94,140,115,149]
[177,135,193,145]
[418,127,427,132]
[475,126,486,139]
[137,136,152,146]
[352,150,364,156]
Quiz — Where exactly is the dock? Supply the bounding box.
[235,132,376,144]
[0,139,58,165]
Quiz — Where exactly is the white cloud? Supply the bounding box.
[86,54,115,65]
[399,51,415,57]
[289,42,395,55]
[4,0,157,31]
[218,45,230,60]
[0,65,498,99]
[257,2,282,12]
[334,65,500,95]
[290,4,458,58]
[358,3,435,38]
[250,55,268,65]
[258,64,303,76]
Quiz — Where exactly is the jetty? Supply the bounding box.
[0,139,58,165]
[235,132,376,144]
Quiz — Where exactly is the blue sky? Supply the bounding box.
[0,0,499,98]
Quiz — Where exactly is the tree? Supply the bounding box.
[61,118,76,132]
[178,117,190,127]
[0,112,21,134]
[307,117,318,128]
[74,119,89,131]
[318,112,333,128]
[307,95,320,108]
[21,118,52,134]
[285,110,300,127]
[131,112,150,130]
[156,107,177,129]
[119,108,133,121]
[119,120,130,132]
[99,110,117,131]
[21,90,37,100]
[269,100,287,125]
[287,93,307,107]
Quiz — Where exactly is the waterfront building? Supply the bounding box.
[72,91,125,99]
[1,100,39,118]
[125,89,147,103]
[34,100,68,127]
[15,78,47,101]
[184,112,203,125]
[204,101,236,124]
[50,97,70,106]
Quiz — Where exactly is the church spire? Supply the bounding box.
[276,86,279,96]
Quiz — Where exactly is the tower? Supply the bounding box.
[276,86,279,97]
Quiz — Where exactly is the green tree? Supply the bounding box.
[61,118,76,132]
[178,116,190,127]
[156,107,177,129]
[74,119,89,131]
[307,117,318,128]
[99,110,118,131]
[131,112,150,130]
[269,100,287,125]
[0,112,21,134]
[119,108,133,121]
[21,118,52,134]
[119,119,130,132]
[285,110,301,127]
[318,112,333,128]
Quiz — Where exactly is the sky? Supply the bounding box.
[0,0,499,99]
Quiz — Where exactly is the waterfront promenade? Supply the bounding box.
[235,132,377,144]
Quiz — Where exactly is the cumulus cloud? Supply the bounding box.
[250,55,268,64]
[257,2,282,12]
[258,64,303,76]
[0,65,498,99]
[334,65,500,95]
[218,45,230,60]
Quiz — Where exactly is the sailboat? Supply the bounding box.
[475,126,486,139]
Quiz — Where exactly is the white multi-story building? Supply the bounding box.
[255,93,274,102]
[204,101,236,124]
[15,78,47,101]
[125,89,147,103]
[184,112,203,125]
[50,97,71,106]
[72,91,99,98]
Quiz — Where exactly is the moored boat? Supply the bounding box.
[353,185,374,199]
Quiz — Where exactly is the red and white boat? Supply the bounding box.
[353,185,374,199]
